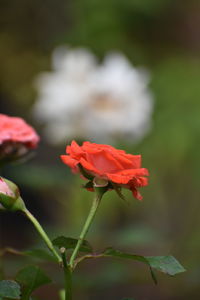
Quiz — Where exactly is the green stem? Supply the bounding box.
[61,249,72,300]
[69,191,102,269]
[23,208,62,264]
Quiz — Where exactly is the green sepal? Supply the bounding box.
[82,181,93,189]
[0,192,16,209]
[83,180,112,191]
[0,194,25,211]
[11,196,26,211]
[78,163,94,180]
[94,185,109,197]
[112,183,130,205]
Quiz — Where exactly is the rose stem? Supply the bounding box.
[22,208,62,263]
[69,190,103,269]
[60,248,72,300]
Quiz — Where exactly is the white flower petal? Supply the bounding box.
[33,47,154,144]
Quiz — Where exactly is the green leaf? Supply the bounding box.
[52,236,93,253]
[146,256,186,276]
[103,247,148,264]
[24,248,57,262]
[15,265,51,299]
[0,280,21,299]
[103,248,185,283]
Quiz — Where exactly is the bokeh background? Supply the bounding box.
[1,0,200,299]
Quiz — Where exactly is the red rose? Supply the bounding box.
[61,141,149,200]
[0,114,40,161]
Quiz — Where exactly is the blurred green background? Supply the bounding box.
[0,0,200,299]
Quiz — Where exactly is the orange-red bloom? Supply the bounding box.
[0,114,40,160]
[61,141,149,200]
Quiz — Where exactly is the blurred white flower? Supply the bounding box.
[33,47,154,144]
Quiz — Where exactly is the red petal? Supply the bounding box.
[68,140,83,157]
[116,168,149,177]
[131,188,143,201]
[125,154,141,169]
[79,157,101,176]
[132,176,149,187]
[106,173,131,184]
[110,153,135,169]
[60,155,79,172]
[106,168,149,185]
[86,150,123,173]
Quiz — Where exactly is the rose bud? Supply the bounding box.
[0,177,25,211]
[0,114,40,162]
[61,141,149,200]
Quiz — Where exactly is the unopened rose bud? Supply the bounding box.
[0,177,25,211]
[0,178,15,197]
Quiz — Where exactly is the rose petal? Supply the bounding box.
[0,114,39,149]
[79,157,101,176]
[131,187,143,201]
[132,176,149,187]
[113,153,141,169]
[60,155,79,172]
[123,154,141,169]
[86,150,124,173]
[106,173,130,184]
[114,168,149,177]
[106,168,148,185]
[67,140,83,157]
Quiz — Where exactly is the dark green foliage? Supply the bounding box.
[0,280,21,299]
[15,265,51,300]
[103,247,185,283]
[52,236,93,253]
[24,249,57,262]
